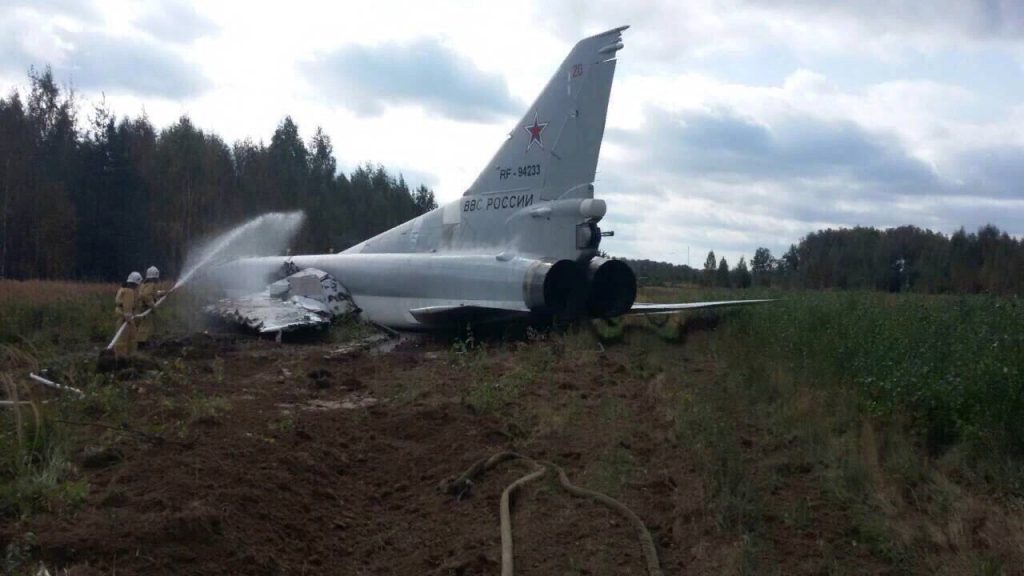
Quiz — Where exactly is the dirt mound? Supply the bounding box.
[8,331,678,574]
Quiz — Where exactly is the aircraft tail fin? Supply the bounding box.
[464,26,627,200]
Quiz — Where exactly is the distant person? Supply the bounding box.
[114,271,142,358]
[137,266,163,347]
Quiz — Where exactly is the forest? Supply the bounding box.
[1,67,1021,295]
[630,223,1024,296]
[0,67,436,281]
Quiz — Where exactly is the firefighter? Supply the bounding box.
[113,271,142,358]
[137,266,162,346]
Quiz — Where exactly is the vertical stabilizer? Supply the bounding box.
[464,26,627,201]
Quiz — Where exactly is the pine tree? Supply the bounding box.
[716,257,731,288]
[413,185,437,213]
[733,256,752,288]
[703,250,716,286]
[751,247,773,286]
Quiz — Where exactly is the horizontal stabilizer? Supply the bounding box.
[626,299,775,315]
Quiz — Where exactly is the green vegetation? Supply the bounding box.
[0,423,87,521]
[455,337,535,418]
[0,375,88,520]
[0,282,225,523]
[674,378,762,533]
[601,287,1024,571]
[587,444,635,497]
[186,393,231,425]
[605,295,1014,572]
[327,314,381,344]
[0,279,216,367]
[0,281,117,356]
[723,292,1024,461]
[701,290,1024,571]
[463,371,527,416]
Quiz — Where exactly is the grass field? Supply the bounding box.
[640,286,1024,474]
[723,292,1024,459]
[0,280,118,354]
[0,279,199,360]
[620,287,1024,572]
[638,286,1024,448]
[1,280,1022,573]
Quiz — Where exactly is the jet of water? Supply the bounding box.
[105,211,305,352]
[174,211,306,290]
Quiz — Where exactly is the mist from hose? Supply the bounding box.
[174,211,306,290]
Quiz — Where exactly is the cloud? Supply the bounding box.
[955,147,1024,199]
[4,0,99,21]
[304,38,519,121]
[540,0,1024,79]
[0,9,64,76]
[391,167,439,191]
[135,1,218,44]
[58,30,209,98]
[0,4,209,100]
[611,107,943,195]
[747,0,1024,41]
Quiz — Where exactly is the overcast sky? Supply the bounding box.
[2,0,1022,265]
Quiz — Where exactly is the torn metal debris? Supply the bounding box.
[205,267,356,333]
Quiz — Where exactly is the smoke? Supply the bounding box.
[175,211,306,289]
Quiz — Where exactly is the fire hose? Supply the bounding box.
[444,451,663,576]
[106,289,174,351]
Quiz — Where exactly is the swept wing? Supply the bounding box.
[625,299,774,316]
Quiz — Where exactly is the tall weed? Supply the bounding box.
[723,292,1024,456]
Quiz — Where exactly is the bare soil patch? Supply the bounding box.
[3,324,1017,575]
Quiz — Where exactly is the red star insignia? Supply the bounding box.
[523,114,548,151]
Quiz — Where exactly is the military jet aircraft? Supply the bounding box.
[206,26,769,333]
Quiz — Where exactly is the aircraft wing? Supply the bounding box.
[624,299,774,316]
[205,267,355,333]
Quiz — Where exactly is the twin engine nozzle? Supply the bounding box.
[526,257,637,320]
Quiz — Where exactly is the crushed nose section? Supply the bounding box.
[273,267,356,318]
[206,267,356,333]
[586,258,637,318]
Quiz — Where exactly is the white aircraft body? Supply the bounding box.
[208,26,768,332]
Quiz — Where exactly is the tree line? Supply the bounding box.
[0,67,437,281]
[3,68,1021,295]
[773,225,1023,295]
[629,224,1024,296]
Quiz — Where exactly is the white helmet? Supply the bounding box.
[146,266,160,280]
[127,271,142,285]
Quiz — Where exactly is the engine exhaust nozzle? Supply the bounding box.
[586,257,637,318]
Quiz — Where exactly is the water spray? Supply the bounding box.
[174,211,305,290]
[105,211,306,352]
